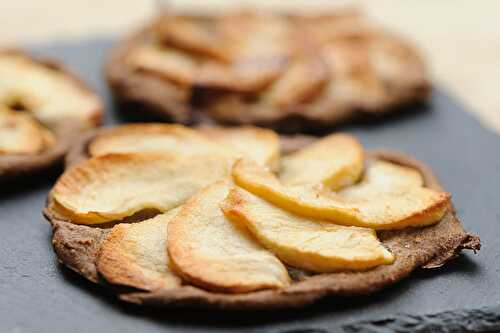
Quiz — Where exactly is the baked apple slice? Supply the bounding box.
[51,153,233,224]
[195,13,292,92]
[279,133,364,189]
[198,126,280,169]
[167,181,290,293]
[127,45,198,86]
[88,123,226,157]
[233,158,449,230]
[263,55,329,109]
[223,187,394,272]
[339,159,424,196]
[0,50,101,129]
[97,208,182,291]
[89,123,280,168]
[0,108,55,155]
[157,16,229,61]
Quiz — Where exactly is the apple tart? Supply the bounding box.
[106,10,429,131]
[0,50,103,182]
[44,124,479,309]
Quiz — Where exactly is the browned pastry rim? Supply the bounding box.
[0,49,103,183]
[44,129,480,310]
[105,14,430,132]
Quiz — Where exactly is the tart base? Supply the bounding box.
[105,16,431,133]
[43,131,480,309]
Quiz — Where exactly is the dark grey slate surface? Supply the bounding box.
[342,305,500,333]
[0,38,499,333]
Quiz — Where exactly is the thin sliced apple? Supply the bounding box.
[222,187,394,272]
[52,153,233,224]
[293,11,367,46]
[0,108,55,154]
[88,124,227,158]
[196,14,292,92]
[222,13,293,66]
[89,124,278,168]
[196,56,284,93]
[0,52,101,128]
[127,45,197,86]
[263,55,328,109]
[369,35,426,94]
[157,16,229,61]
[306,42,386,114]
[198,126,280,169]
[97,208,182,291]
[167,181,290,293]
[131,15,291,93]
[279,133,364,190]
[232,158,450,230]
[339,160,423,197]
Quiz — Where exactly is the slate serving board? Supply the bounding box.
[1,39,499,333]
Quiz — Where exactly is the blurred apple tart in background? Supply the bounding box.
[44,124,479,309]
[106,10,429,132]
[0,50,103,183]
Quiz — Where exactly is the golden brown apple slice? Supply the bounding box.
[196,13,292,92]
[88,124,227,158]
[293,11,367,46]
[221,13,292,62]
[303,42,385,115]
[89,124,278,168]
[52,153,233,224]
[157,16,229,61]
[127,45,197,86]
[279,133,364,190]
[263,55,328,109]
[97,208,182,291]
[131,14,291,93]
[198,126,280,169]
[232,158,450,230]
[222,187,394,272]
[339,160,423,197]
[0,108,55,154]
[195,56,284,93]
[168,181,290,293]
[368,35,427,95]
[130,34,287,93]
[0,52,101,129]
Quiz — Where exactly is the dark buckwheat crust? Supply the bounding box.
[44,130,480,310]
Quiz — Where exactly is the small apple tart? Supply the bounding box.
[44,124,479,309]
[0,50,103,183]
[106,10,429,131]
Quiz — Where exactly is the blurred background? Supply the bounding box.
[2,0,499,133]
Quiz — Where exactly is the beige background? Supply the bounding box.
[2,0,499,134]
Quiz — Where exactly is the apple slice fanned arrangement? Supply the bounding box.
[106,10,430,131]
[44,124,479,309]
[0,50,103,182]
